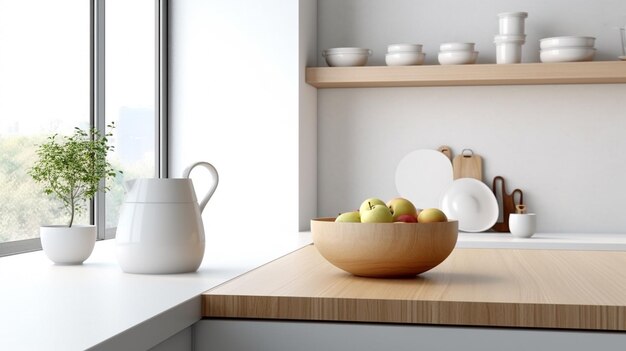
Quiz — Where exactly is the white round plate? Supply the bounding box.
[396,149,453,210]
[440,178,499,232]
[619,56,626,61]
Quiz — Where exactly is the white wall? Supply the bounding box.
[170,0,317,237]
[317,0,626,233]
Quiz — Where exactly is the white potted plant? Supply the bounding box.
[29,124,119,264]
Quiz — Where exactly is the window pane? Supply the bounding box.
[105,0,156,234]
[0,0,90,243]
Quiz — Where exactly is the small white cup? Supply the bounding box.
[498,12,528,35]
[509,213,536,238]
[494,35,525,64]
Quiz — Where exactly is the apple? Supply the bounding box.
[359,198,386,214]
[417,208,448,223]
[335,211,361,223]
[386,197,418,221]
[361,204,393,223]
[394,214,417,223]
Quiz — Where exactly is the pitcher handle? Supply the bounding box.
[182,161,219,213]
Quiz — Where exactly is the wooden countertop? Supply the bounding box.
[202,245,626,331]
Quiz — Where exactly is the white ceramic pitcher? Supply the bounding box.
[116,162,219,274]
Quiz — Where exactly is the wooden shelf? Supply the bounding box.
[306,61,626,88]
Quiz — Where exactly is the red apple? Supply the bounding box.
[394,214,418,223]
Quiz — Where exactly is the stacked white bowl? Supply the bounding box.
[494,12,528,64]
[539,36,596,63]
[385,44,425,66]
[437,42,478,65]
[322,47,372,67]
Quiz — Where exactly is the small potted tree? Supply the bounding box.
[29,124,119,264]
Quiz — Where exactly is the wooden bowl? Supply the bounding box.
[311,218,458,278]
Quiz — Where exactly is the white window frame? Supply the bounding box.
[0,0,169,256]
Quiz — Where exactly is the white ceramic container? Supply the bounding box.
[322,47,372,67]
[385,52,425,66]
[498,12,528,35]
[439,42,475,52]
[509,213,537,238]
[438,51,478,65]
[494,35,526,64]
[387,43,422,53]
[539,36,595,50]
[540,47,596,63]
[40,225,96,265]
[116,162,219,274]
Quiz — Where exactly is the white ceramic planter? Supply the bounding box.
[40,225,97,265]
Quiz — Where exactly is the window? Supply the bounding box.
[0,0,166,255]
[104,0,158,237]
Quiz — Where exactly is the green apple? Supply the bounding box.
[417,208,448,223]
[386,197,418,221]
[359,198,386,213]
[335,211,361,223]
[361,204,393,223]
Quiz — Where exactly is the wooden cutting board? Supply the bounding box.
[491,176,524,232]
[437,145,452,160]
[452,149,483,181]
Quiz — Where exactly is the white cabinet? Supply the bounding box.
[194,319,626,351]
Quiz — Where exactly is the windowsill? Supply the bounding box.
[2,230,626,350]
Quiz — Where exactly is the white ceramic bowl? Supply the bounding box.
[440,42,475,52]
[539,36,595,50]
[540,47,596,63]
[509,213,536,238]
[322,47,372,67]
[388,43,423,53]
[498,12,528,35]
[386,52,425,66]
[438,51,478,65]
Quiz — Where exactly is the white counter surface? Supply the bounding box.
[2,231,626,350]
[0,232,313,351]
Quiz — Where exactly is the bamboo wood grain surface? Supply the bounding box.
[203,245,626,331]
[306,61,626,88]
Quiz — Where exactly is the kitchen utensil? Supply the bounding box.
[311,218,458,277]
[385,52,425,66]
[440,42,475,52]
[116,161,219,274]
[438,145,452,160]
[509,212,536,238]
[387,43,423,53]
[438,51,479,65]
[440,178,499,232]
[539,36,595,50]
[322,47,372,67]
[498,12,528,35]
[452,148,483,180]
[396,149,454,210]
[491,176,523,232]
[494,35,526,64]
[540,47,596,63]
